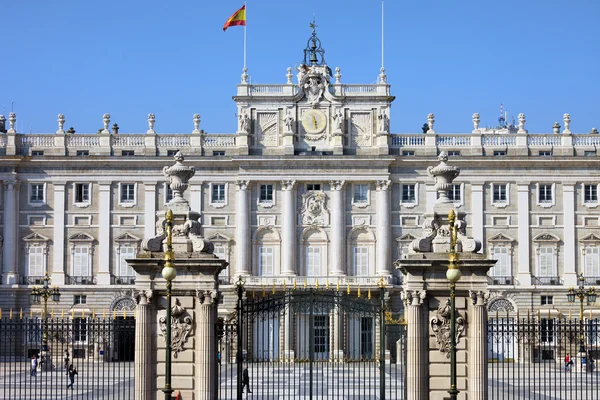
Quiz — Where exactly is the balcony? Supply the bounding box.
[111,275,136,285]
[583,276,600,286]
[487,276,515,286]
[22,276,46,285]
[533,276,562,286]
[66,276,97,285]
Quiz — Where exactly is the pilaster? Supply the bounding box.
[404,290,427,400]
[376,180,391,275]
[563,184,577,285]
[281,180,297,276]
[196,290,219,400]
[471,184,484,253]
[51,183,66,285]
[2,180,19,284]
[468,290,488,400]
[235,181,251,275]
[134,290,153,400]
[329,181,346,276]
[517,184,532,285]
[97,183,111,284]
[144,183,157,241]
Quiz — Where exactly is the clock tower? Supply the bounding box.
[233,25,395,156]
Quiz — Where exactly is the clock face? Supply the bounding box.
[301,109,327,134]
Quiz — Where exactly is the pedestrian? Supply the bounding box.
[30,355,37,377]
[565,353,572,371]
[66,364,78,390]
[64,350,70,374]
[217,351,221,366]
[241,366,252,394]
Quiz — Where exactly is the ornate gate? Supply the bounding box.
[217,283,407,399]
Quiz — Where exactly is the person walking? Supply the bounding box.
[66,364,78,390]
[64,350,70,374]
[565,353,572,371]
[241,366,252,394]
[30,355,38,377]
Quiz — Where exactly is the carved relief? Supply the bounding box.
[301,191,329,226]
[431,299,466,358]
[350,113,372,147]
[256,112,278,147]
[158,298,193,358]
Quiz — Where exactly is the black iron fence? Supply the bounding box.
[218,287,407,400]
[489,315,600,399]
[0,315,135,399]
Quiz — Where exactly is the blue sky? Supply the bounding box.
[2,0,599,134]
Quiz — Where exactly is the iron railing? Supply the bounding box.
[65,276,97,285]
[110,276,136,285]
[488,276,515,286]
[22,276,46,285]
[533,276,563,286]
[583,277,600,286]
[0,316,135,399]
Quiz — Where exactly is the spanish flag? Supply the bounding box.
[223,5,246,31]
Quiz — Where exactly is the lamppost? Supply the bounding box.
[162,209,177,400]
[567,273,597,354]
[30,273,61,351]
[446,210,461,400]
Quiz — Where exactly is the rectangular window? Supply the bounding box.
[259,247,274,276]
[491,247,510,276]
[32,151,44,156]
[260,184,274,202]
[120,184,135,203]
[493,184,507,203]
[585,247,600,277]
[166,186,173,203]
[541,295,553,305]
[74,295,87,305]
[306,247,321,276]
[538,246,555,277]
[402,184,416,203]
[307,184,321,191]
[213,151,225,156]
[212,184,226,203]
[353,246,369,276]
[360,317,374,358]
[539,184,553,203]
[27,246,45,276]
[30,184,44,203]
[313,315,330,354]
[73,246,90,276]
[448,184,461,202]
[585,151,597,157]
[354,184,368,203]
[214,246,229,277]
[72,318,88,342]
[75,183,90,203]
[121,150,134,156]
[540,318,555,343]
[167,150,178,157]
[76,150,89,156]
[585,185,598,204]
[493,151,506,156]
[119,246,136,276]
[448,151,460,156]
[402,151,415,156]
[539,151,552,156]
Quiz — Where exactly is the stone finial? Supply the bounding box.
[102,113,110,134]
[379,67,387,84]
[286,67,293,84]
[147,113,155,134]
[591,127,599,135]
[427,113,435,134]
[0,114,6,133]
[7,112,16,133]
[335,67,342,84]
[552,121,561,134]
[563,113,571,134]
[112,123,119,134]
[241,67,248,84]
[163,151,195,208]
[192,113,201,134]
[517,113,527,134]
[57,114,65,134]
[472,113,480,133]
[428,151,459,204]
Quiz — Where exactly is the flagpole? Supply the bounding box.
[243,1,247,70]
[381,0,385,70]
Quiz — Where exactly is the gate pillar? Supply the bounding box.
[134,289,153,400]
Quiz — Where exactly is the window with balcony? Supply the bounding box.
[214,245,229,278]
[490,247,510,277]
[353,246,369,276]
[585,246,600,278]
[73,246,90,277]
[23,233,50,284]
[538,246,556,280]
[259,246,274,276]
[306,247,321,276]
[118,246,136,277]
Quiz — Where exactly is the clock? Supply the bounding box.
[301,109,327,134]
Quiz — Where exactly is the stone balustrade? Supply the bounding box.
[219,275,400,288]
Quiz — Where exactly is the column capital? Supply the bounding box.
[329,180,346,191]
[376,180,391,191]
[469,290,489,306]
[3,180,20,190]
[196,289,220,305]
[134,289,154,305]
[235,180,251,191]
[281,180,297,191]
[402,289,426,306]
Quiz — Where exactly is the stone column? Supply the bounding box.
[281,180,297,276]
[329,180,346,276]
[563,184,577,286]
[331,303,343,361]
[144,183,156,241]
[468,290,488,400]
[2,180,19,284]
[235,181,251,275]
[517,184,532,285]
[196,290,218,400]
[52,183,66,285]
[134,290,153,400]
[283,303,295,361]
[404,290,427,400]
[97,183,111,284]
[376,180,391,276]
[471,184,484,253]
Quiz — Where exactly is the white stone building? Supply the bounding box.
[1,30,600,345]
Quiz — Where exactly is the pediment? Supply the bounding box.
[207,233,232,243]
[396,233,417,242]
[580,233,600,243]
[533,233,560,242]
[23,232,50,242]
[69,232,95,242]
[488,233,515,243]
[115,232,141,242]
